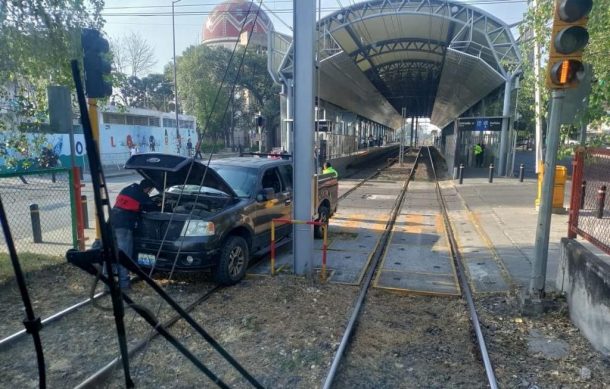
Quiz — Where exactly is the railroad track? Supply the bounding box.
[322,146,498,389]
[75,284,223,388]
[0,149,400,386]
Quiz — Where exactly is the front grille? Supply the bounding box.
[138,218,185,240]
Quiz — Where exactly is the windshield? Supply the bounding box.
[166,185,229,197]
[211,165,257,198]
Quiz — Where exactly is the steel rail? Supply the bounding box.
[0,291,106,348]
[322,148,421,389]
[75,285,222,388]
[338,148,404,201]
[426,146,499,389]
[0,275,142,348]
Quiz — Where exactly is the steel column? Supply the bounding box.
[498,78,512,175]
[292,0,315,276]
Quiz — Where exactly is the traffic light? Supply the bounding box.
[255,115,265,127]
[81,28,112,98]
[546,0,593,89]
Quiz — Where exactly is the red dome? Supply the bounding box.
[202,0,272,46]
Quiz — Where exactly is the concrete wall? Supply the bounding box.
[330,144,400,177]
[556,238,610,356]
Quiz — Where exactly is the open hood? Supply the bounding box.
[124,153,237,197]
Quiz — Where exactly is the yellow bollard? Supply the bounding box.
[535,162,567,212]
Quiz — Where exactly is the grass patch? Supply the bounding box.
[0,252,64,284]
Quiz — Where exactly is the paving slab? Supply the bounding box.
[445,178,569,292]
[249,170,405,284]
[375,181,460,296]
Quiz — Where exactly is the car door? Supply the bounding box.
[277,163,293,219]
[253,167,291,248]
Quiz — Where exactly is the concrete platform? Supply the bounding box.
[249,162,408,284]
[374,181,460,296]
[444,177,566,293]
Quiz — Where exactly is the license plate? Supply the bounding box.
[137,253,156,266]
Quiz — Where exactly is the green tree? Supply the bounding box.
[0,0,104,96]
[518,0,610,141]
[176,45,280,150]
[176,45,232,145]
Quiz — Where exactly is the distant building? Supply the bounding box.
[201,0,275,150]
[202,0,273,49]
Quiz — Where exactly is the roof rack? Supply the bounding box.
[239,152,292,160]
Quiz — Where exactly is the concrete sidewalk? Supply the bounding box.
[442,176,569,293]
[443,175,609,295]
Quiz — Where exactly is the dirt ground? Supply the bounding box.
[1,148,609,388]
[478,294,610,388]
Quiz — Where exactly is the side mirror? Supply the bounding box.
[256,188,276,202]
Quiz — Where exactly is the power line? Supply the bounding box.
[102,1,529,17]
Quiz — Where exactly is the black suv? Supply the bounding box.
[124,153,338,285]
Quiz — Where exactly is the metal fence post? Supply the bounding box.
[459,164,464,184]
[488,163,494,183]
[81,195,90,229]
[30,204,43,243]
[596,185,606,219]
[519,164,525,182]
[568,149,584,239]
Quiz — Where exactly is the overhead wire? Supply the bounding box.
[101,1,529,17]
[107,1,266,386]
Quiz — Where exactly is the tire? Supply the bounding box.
[213,235,249,285]
[314,206,330,239]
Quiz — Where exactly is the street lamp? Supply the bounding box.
[172,0,181,142]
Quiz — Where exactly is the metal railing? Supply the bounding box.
[0,168,77,256]
[568,148,610,254]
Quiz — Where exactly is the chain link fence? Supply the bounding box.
[0,169,76,257]
[569,148,610,254]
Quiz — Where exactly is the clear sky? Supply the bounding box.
[102,0,529,75]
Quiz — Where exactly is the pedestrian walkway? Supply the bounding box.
[444,176,569,292]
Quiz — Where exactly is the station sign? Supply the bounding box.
[458,117,503,132]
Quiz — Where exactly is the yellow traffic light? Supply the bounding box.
[546,0,593,89]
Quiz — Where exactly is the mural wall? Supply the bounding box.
[98,123,195,157]
[0,130,86,173]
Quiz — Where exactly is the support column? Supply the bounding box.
[293,0,315,276]
[283,80,294,153]
[410,117,415,146]
[498,77,512,175]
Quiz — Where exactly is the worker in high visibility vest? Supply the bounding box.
[474,143,484,167]
[322,162,338,178]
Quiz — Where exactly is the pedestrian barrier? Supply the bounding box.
[270,218,328,281]
[568,148,610,255]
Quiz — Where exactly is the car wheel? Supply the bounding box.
[213,235,249,285]
[314,206,330,239]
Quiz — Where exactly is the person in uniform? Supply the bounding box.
[474,143,483,167]
[322,162,338,178]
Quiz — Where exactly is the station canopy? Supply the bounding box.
[272,0,521,129]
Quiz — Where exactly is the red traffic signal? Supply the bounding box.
[81,29,113,98]
[546,0,592,89]
[557,0,592,22]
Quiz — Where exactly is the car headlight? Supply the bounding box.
[181,220,215,236]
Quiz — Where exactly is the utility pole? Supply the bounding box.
[293,0,315,277]
[529,0,592,297]
[530,90,564,296]
[172,0,182,145]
